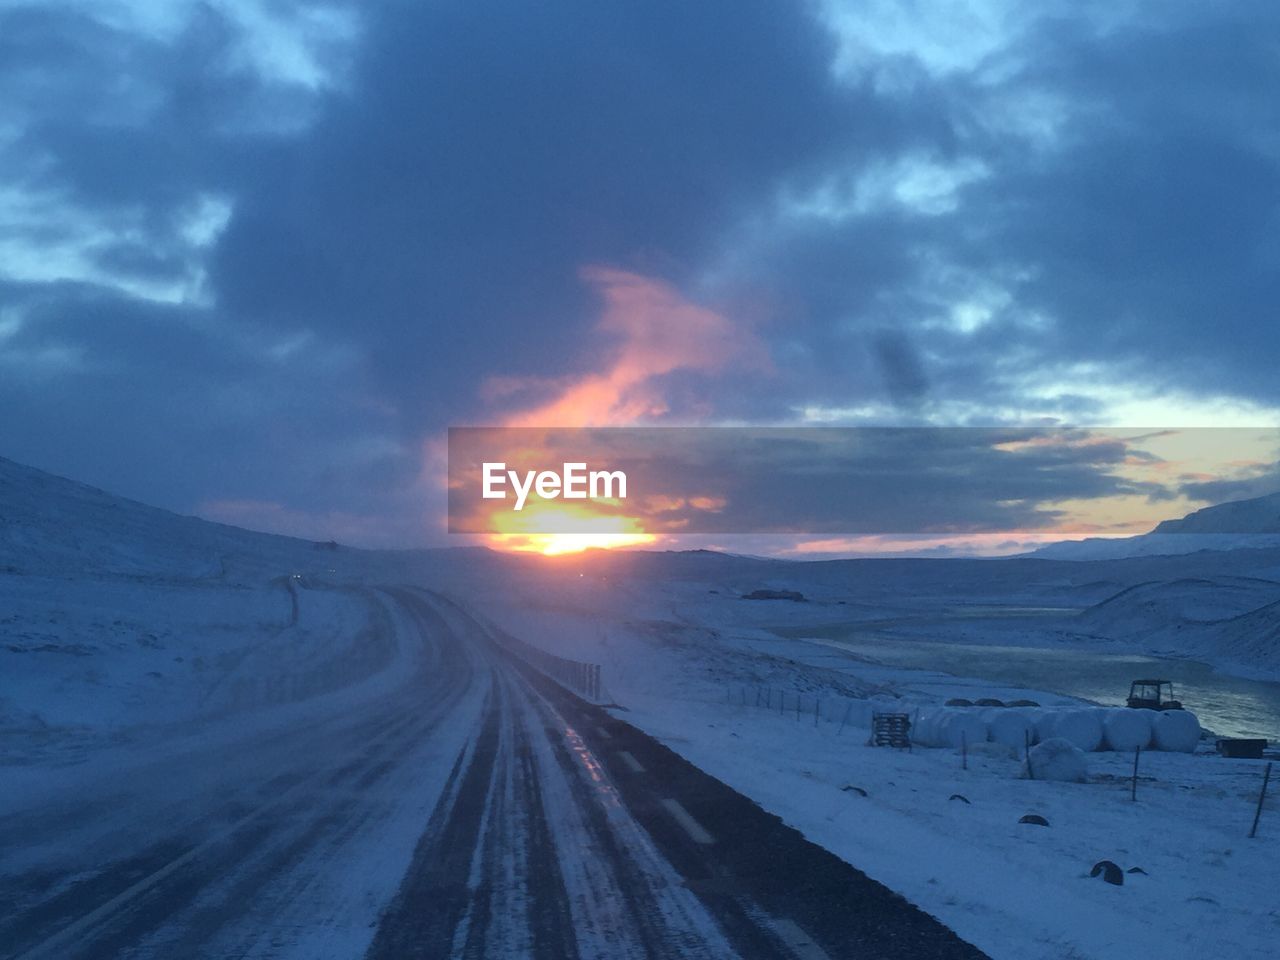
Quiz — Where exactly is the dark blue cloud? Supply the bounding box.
[3,0,1279,545]
[210,0,951,426]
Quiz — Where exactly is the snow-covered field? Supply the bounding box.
[633,698,1278,960]
[459,556,1280,960]
[5,454,1280,960]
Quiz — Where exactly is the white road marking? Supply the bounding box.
[661,798,715,845]
[595,726,612,740]
[618,750,646,773]
[772,918,835,960]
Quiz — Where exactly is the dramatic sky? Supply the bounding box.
[2,0,1279,551]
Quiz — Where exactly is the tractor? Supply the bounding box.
[1126,679,1183,711]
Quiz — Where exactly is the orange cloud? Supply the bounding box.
[495,266,771,427]
[458,267,772,554]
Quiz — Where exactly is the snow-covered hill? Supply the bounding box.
[1031,491,1280,560]
[1154,491,1280,534]
[0,455,357,582]
[1029,532,1280,560]
[1074,575,1280,673]
[0,457,420,764]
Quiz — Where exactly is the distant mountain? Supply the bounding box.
[1031,491,1280,560]
[1152,491,1280,534]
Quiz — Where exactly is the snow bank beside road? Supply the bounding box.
[0,574,392,766]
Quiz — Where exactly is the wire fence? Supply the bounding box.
[724,683,896,737]
[492,627,603,701]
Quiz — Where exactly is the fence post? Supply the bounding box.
[838,701,853,736]
[1131,746,1141,802]
[1025,730,1034,780]
[1250,762,1272,839]
[961,730,968,770]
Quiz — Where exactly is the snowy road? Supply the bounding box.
[0,589,986,959]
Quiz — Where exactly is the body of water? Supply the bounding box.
[813,635,1280,742]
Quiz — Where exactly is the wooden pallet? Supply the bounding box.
[872,712,912,749]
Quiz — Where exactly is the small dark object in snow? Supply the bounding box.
[1018,814,1050,826]
[841,785,868,796]
[975,698,1006,707]
[949,794,971,804]
[1127,866,1147,875]
[742,589,807,602]
[945,698,974,707]
[1091,860,1124,885]
[1216,737,1267,759]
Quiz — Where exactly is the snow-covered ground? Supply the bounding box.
[0,574,385,762]
[5,454,1280,960]
[631,697,1279,960]
[0,455,449,782]
[459,558,1280,960]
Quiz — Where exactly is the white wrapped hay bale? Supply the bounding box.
[848,700,877,729]
[1102,708,1155,752]
[1153,709,1201,752]
[1033,710,1059,742]
[911,709,941,746]
[916,708,954,747]
[990,709,1037,750]
[941,710,989,750]
[1052,709,1104,752]
[931,711,954,748]
[1025,737,1089,782]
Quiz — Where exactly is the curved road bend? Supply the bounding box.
[0,587,987,960]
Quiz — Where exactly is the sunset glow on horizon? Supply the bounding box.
[485,499,657,555]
